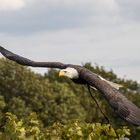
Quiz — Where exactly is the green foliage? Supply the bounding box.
[0,58,140,139]
[46,121,130,140]
[0,112,130,140]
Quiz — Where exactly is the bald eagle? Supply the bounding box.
[0,46,140,126]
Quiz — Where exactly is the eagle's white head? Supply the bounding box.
[59,67,79,79]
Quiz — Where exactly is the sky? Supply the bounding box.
[0,0,140,82]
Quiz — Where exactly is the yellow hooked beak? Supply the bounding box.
[59,70,65,77]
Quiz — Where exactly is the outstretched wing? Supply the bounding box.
[0,46,68,69]
[79,68,140,126]
[109,93,140,125]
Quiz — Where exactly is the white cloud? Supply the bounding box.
[94,0,119,12]
[90,0,120,24]
[0,0,26,11]
[0,0,121,35]
[40,0,118,8]
[41,0,94,6]
[0,0,140,81]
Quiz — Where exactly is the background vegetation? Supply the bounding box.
[0,58,140,139]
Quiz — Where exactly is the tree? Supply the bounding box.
[0,58,140,139]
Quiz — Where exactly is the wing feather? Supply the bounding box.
[110,97,140,125]
[79,68,140,125]
[0,46,67,69]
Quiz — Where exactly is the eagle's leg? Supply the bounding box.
[87,85,119,138]
[87,84,110,124]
